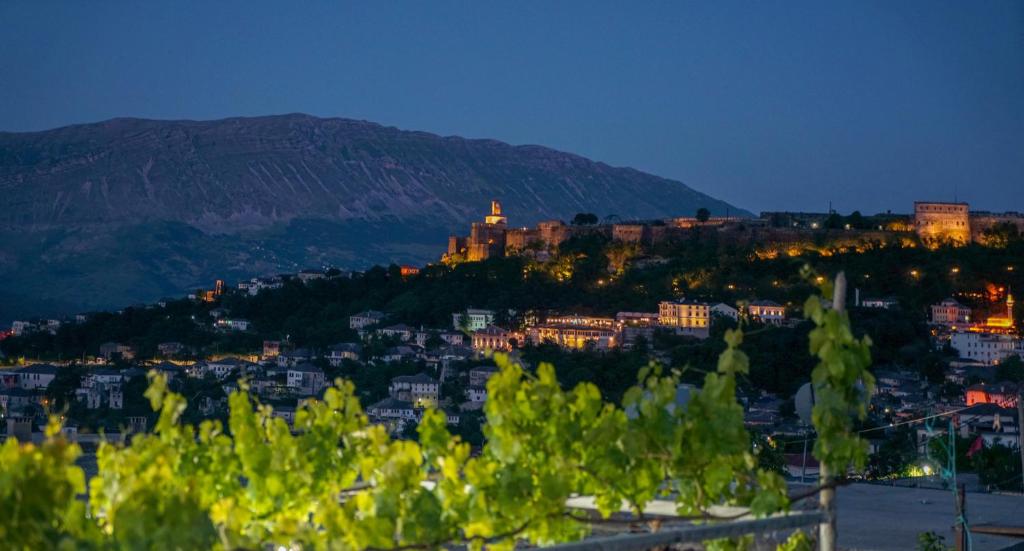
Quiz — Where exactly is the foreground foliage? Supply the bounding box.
[1,287,871,550]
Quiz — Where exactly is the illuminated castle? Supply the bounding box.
[447,200,508,262]
[913,202,970,246]
[914,201,1024,247]
[446,201,573,262]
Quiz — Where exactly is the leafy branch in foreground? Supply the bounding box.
[803,274,875,474]
[1,289,871,550]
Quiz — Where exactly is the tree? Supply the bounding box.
[846,210,866,230]
[995,354,1023,383]
[824,212,843,229]
[696,207,711,223]
[981,222,1021,248]
[0,289,870,549]
[571,212,598,226]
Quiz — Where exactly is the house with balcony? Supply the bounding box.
[349,310,387,330]
[389,373,440,407]
[328,343,362,366]
[287,363,326,396]
[747,300,786,325]
[453,309,496,332]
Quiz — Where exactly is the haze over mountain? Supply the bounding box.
[0,114,747,321]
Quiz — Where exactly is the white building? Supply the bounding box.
[951,331,1023,365]
[18,364,58,390]
[241,276,284,296]
[931,298,972,326]
[472,325,517,352]
[215,318,250,332]
[349,310,386,330]
[467,385,487,403]
[860,297,899,309]
[389,373,440,407]
[10,320,37,336]
[469,365,500,387]
[710,303,739,321]
[287,363,326,396]
[328,343,362,366]
[207,357,255,379]
[296,270,326,283]
[747,300,786,325]
[377,324,416,342]
[658,299,710,329]
[366,397,418,421]
[453,309,495,332]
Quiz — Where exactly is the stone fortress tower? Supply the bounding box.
[913,201,970,245]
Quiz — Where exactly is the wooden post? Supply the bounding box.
[819,272,846,551]
[955,483,966,551]
[1018,390,1024,494]
[801,433,809,484]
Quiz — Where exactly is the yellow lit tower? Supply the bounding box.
[1008,290,1015,327]
[485,200,507,226]
[983,288,1015,330]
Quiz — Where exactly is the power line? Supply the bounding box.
[773,405,977,447]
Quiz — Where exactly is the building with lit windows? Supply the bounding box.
[471,325,519,352]
[658,299,710,329]
[930,298,972,326]
[527,324,618,350]
[747,300,786,325]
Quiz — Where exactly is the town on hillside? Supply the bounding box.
[1,200,1022,488]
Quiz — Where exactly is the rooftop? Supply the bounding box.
[368,397,416,411]
[288,362,323,374]
[19,363,59,375]
[392,373,438,385]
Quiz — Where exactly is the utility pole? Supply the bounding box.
[1018,389,1024,494]
[819,272,846,551]
[955,483,967,551]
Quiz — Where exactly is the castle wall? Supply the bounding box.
[914,202,970,245]
[612,224,645,243]
[971,213,1024,242]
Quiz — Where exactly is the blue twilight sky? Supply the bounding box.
[1,1,1021,214]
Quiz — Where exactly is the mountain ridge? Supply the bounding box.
[0,113,749,320]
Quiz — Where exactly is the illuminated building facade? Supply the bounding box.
[747,300,786,325]
[914,201,970,246]
[658,299,710,328]
[528,325,618,350]
[447,204,575,262]
[471,325,518,352]
[466,200,508,261]
[544,314,616,329]
[615,311,660,326]
[965,382,1019,409]
[983,292,1015,330]
[930,298,972,326]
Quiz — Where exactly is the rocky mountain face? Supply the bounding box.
[0,114,747,320]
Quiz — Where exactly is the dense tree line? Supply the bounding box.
[3,234,1020,376]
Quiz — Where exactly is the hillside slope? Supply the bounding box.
[0,114,748,319]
